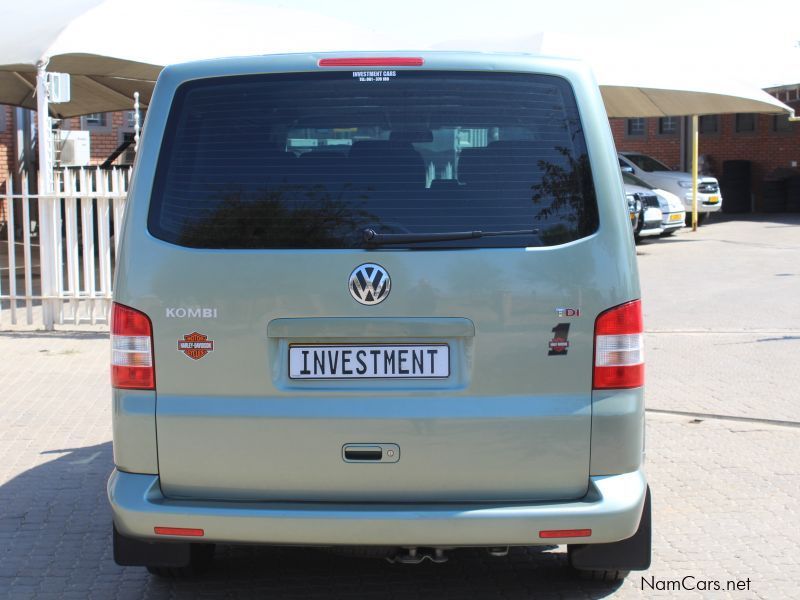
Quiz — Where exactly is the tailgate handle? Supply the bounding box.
[342,443,400,463]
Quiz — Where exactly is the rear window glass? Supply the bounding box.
[149,71,598,248]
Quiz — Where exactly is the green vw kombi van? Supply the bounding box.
[109,52,650,580]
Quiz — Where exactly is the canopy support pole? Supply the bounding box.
[36,60,56,329]
[691,114,699,232]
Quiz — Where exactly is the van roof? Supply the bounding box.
[158,51,594,85]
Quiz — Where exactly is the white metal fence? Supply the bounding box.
[0,167,130,328]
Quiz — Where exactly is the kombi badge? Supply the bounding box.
[178,332,214,360]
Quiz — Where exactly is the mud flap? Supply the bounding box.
[568,485,651,572]
[113,524,192,567]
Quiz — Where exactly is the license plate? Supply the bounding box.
[289,344,450,379]
[707,196,719,204]
[669,213,683,221]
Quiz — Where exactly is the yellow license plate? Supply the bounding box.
[707,196,719,204]
[670,213,683,221]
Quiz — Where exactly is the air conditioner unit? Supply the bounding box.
[57,130,91,166]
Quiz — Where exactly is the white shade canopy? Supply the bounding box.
[544,32,794,117]
[432,32,795,118]
[0,2,794,119]
[0,0,395,117]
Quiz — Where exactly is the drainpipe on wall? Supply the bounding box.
[14,108,33,179]
[679,116,689,172]
[691,114,699,232]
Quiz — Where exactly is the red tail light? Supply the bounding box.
[593,300,644,390]
[318,57,424,67]
[111,302,155,390]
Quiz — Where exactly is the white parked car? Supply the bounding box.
[622,172,685,236]
[623,181,663,239]
[618,152,722,223]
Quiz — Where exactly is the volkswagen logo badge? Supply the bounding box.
[349,263,391,306]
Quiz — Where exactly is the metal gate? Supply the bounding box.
[0,167,129,328]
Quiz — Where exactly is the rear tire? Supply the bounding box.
[146,544,215,577]
[568,486,651,579]
[574,567,630,581]
[114,523,215,577]
[685,213,707,226]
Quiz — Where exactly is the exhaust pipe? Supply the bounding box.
[387,547,449,564]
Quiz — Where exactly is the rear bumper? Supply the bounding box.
[661,212,686,231]
[637,222,663,237]
[682,194,723,213]
[108,467,647,546]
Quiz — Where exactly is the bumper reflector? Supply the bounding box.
[154,527,204,537]
[539,528,592,539]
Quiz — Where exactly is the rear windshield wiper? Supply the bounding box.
[362,227,540,245]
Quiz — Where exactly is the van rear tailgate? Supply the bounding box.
[147,246,600,503]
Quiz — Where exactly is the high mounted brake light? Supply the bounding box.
[593,300,644,390]
[111,302,155,390]
[318,57,424,67]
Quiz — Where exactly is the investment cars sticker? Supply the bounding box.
[352,70,397,83]
[178,332,214,360]
[548,323,570,356]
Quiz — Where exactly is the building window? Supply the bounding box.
[773,114,792,132]
[0,106,7,132]
[699,115,718,134]
[658,116,678,135]
[626,118,646,136]
[80,112,112,133]
[85,113,106,127]
[126,110,146,128]
[120,132,137,165]
[735,113,756,133]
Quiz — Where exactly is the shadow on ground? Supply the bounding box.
[710,212,800,226]
[0,443,623,599]
[643,236,701,245]
[0,331,108,340]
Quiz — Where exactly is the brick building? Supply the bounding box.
[0,105,138,225]
[611,88,800,211]
[0,105,14,222]
[611,112,800,176]
[58,111,140,166]
[0,106,137,183]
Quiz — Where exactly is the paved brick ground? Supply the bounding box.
[639,214,800,425]
[1,215,799,598]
